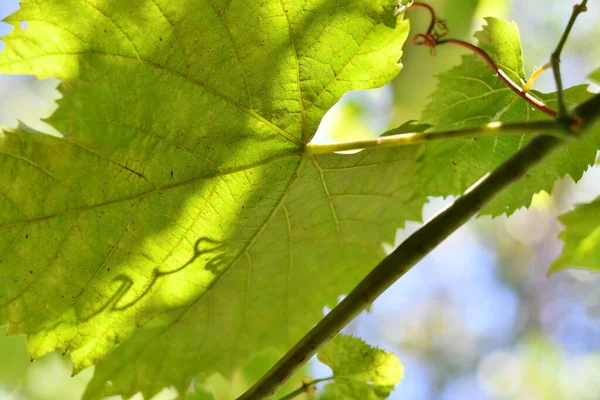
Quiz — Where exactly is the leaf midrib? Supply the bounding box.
[0,149,303,228]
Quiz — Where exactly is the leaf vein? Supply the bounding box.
[205,0,254,109]
[0,51,302,145]
[0,150,301,229]
[278,0,307,141]
[80,0,141,58]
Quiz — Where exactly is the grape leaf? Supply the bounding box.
[185,389,216,400]
[416,18,596,216]
[0,1,420,398]
[382,120,432,136]
[317,334,403,400]
[550,197,600,274]
[590,68,600,86]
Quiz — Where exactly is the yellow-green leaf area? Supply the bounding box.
[589,68,600,85]
[417,18,597,216]
[318,334,403,400]
[0,1,415,398]
[550,197,600,274]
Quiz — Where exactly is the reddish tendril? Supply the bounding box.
[409,2,447,54]
[408,2,558,119]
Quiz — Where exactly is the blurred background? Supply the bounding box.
[1,0,600,399]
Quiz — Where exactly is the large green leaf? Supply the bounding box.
[0,1,418,398]
[317,334,403,400]
[550,197,600,274]
[416,18,596,216]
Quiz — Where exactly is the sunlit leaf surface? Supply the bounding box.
[317,334,403,400]
[0,1,419,398]
[551,197,600,274]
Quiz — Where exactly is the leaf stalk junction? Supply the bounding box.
[241,2,592,398]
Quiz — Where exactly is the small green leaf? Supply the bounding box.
[550,197,600,274]
[382,120,432,136]
[317,334,403,400]
[417,18,596,216]
[589,68,600,85]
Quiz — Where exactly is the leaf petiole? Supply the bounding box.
[305,120,571,155]
[276,377,333,400]
[524,62,553,92]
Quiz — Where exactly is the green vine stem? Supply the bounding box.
[239,91,600,400]
[238,4,596,399]
[276,377,333,400]
[551,0,588,120]
[306,121,567,154]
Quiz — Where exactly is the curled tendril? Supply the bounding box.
[412,20,449,54]
[406,2,558,118]
[408,2,449,55]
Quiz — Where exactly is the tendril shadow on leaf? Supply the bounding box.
[79,237,230,321]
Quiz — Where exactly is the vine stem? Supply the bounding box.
[306,121,566,154]
[551,0,588,120]
[276,377,333,400]
[238,4,596,399]
[238,93,600,400]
